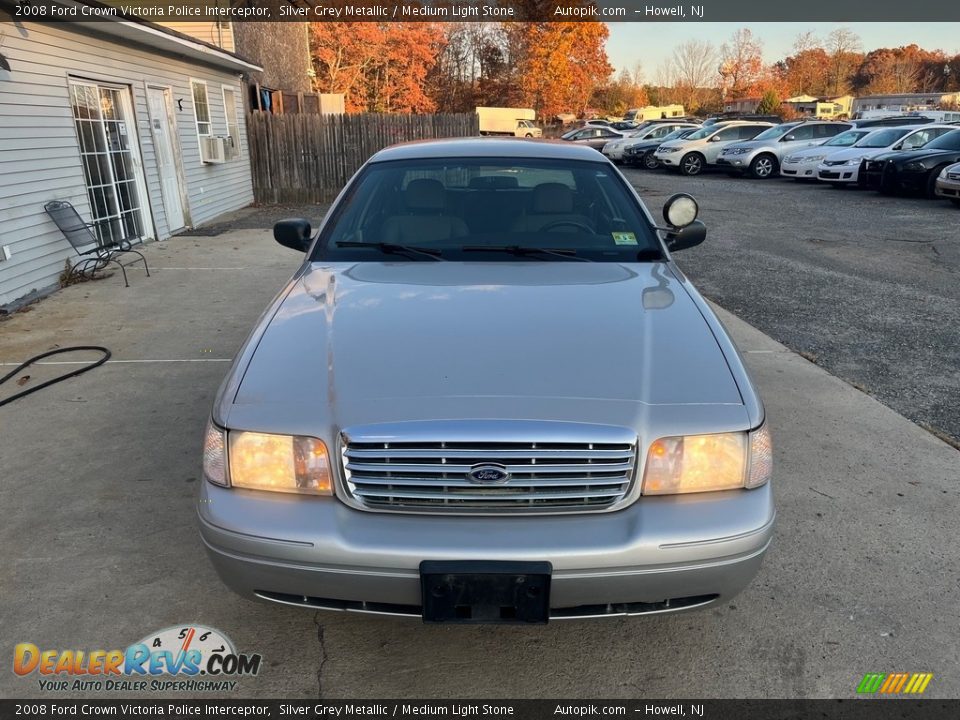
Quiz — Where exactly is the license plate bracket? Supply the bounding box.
[420,561,552,624]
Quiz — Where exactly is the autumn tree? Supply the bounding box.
[774,33,831,96]
[671,39,717,112]
[825,28,863,95]
[590,68,649,117]
[516,22,613,120]
[718,28,765,99]
[310,22,445,113]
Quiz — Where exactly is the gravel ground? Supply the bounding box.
[625,167,960,446]
[184,170,960,446]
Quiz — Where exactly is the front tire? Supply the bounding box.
[749,154,778,179]
[680,152,704,176]
[643,152,660,170]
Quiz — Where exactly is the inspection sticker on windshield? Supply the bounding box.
[612,232,638,245]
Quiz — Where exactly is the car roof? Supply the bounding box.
[369,138,609,163]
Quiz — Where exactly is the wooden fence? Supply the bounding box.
[246,112,480,204]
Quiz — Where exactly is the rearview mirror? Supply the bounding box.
[274,218,312,253]
[665,221,707,252]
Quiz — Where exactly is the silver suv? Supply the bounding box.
[717,121,853,178]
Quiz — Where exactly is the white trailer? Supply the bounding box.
[476,107,542,137]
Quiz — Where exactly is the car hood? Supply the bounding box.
[823,146,886,161]
[787,145,837,159]
[229,262,746,432]
[723,140,772,152]
[886,147,960,165]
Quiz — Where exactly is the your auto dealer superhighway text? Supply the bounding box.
[281,706,514,717]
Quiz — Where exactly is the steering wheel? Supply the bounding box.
[540,220,594,233]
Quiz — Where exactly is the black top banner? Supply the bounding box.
[6,0,960,23]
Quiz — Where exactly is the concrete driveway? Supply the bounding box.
[1,230,957,699]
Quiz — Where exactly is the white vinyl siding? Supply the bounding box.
[0,19,254,307]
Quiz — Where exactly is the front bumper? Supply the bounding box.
[198,481,775,619]
[716,157,748,169]
[818,166,859,183]
[936,177,960,199]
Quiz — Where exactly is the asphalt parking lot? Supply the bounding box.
[625,168,960,447]
[1,188,958,699]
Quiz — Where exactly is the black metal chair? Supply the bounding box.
[44,200,150,287]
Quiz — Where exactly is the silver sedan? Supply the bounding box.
[199,139,774,624]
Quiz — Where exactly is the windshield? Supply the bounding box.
[315,158,662,262]
[661,128,694,141]
[752,125,794,141]
[924,129,960,151]
[856,128,912,148]
[683,126,715,141]
[826,130,869,147]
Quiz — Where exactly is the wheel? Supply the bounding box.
[679,153,704,176]
[524,133,533,138]
[749,154,778,179]
[642,152,660,170]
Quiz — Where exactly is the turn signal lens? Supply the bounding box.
[746,423,773,489]
[202,420,227,487]
[229,432,332,495]
[642,432,747,495]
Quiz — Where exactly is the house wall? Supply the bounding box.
[0,18,254,307]
[156,21,235,53]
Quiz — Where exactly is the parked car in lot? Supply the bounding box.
[865,129,960,197]
[624,127,700,169]
[654,122,774,176]
[602,122,700,163]
[702,114,782,127]
[562,125,624,151]
[716,121,853,179]
[935,162,960,205]
[199,138,775,623]
[849,115,936,129]
[815,126,920,187]
[857,126,960,191]
[780,128,874,179]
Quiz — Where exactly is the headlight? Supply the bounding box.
[939,166,949,178]
[642,424,772,495]
[203,422,333,495]
[727,148,750,155]
[803,155,825,164]
[229,431,332,495]
[842,158,859,166]
[660,147,681,154]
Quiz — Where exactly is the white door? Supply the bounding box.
[147,87,186,232]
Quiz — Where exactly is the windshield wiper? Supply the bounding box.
[335,241,444,261]
[460,245,594,262]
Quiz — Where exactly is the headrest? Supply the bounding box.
[469,176,519,190]
[404,179,445,211]
[531,183,574,214]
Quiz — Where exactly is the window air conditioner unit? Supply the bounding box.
[200,136,226,164]
[222,135,238,161]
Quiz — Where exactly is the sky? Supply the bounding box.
[607,23,960,77]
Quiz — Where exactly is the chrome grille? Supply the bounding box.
[341,439,636,513]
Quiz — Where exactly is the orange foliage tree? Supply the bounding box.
[310,22,446,113]
[516,22,613,120]
[718,28,765,100]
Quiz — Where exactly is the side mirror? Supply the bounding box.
[783,134,796,142]
[274,218,312,252]
[666,221,707,252]
[662,193,699,228]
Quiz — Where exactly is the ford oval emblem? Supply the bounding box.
[466,463,510,484]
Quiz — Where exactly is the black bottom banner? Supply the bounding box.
[1,700,958,720]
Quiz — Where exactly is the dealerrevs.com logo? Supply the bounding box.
[14,625,262,692]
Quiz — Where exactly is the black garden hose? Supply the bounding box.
[0,346,111,407]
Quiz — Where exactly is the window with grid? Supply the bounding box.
[192,80,211,136]
[222,86,241,157]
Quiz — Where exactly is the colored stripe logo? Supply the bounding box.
[857,673,933,694]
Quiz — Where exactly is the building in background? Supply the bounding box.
[0,13,259,307]
[853,92,960,116]
[784,95,855,119]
